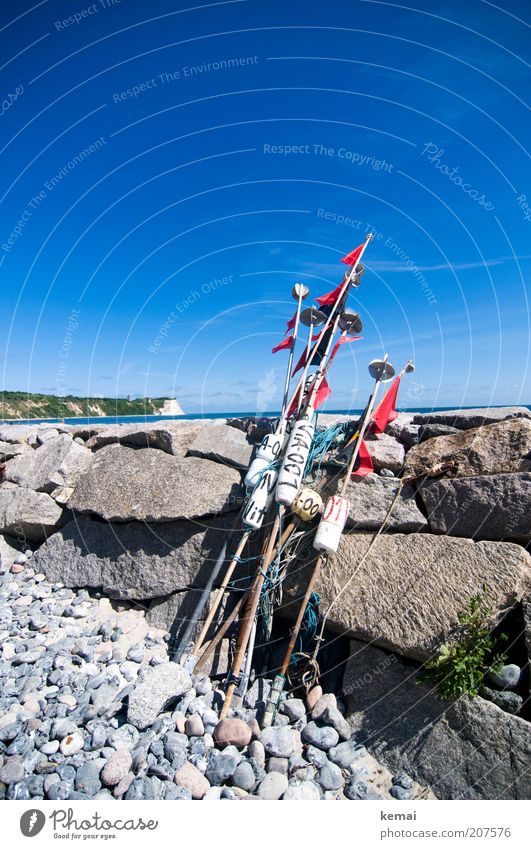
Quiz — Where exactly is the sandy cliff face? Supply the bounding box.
[157,399,185,416]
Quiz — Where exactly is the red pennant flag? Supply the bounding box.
[341,243,364,266]
[314,375,332,410]
[291,333,323,376]
[329,334,362,363]
[272,334,294,354]
[370,375,401,434]
[285,311,297,333]
[316,283,344,308]
[351,439,374,478]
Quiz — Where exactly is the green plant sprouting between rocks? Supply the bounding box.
[420,590,508,699]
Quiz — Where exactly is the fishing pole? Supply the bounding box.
[261,355,395,727]
[176,284,309,668]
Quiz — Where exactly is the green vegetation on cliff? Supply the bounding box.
[1,391,172,420]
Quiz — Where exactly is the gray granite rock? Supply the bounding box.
[0,441,32,462]
[420,474,531,541]
[85,421,203,456]
[68,445,242,522]
[187,424,253,470]
[127,663,191,730]
[0,488,63,542]
[32,514,236,600]
[4,434,93,493]
[343,639,531,800]
[259,726,297,758]
[283,533,531,661]
[412,407,531,430]
[343,475,427,532]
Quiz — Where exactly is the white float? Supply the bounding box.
[275,418,315,506]
[244,428,285,489]
[313,494,350,553]
[291,486,323,522]
[242,468,277,530]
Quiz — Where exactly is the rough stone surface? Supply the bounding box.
[68,444,242,522]
[420,474,531,541]
[127,663,191,729]
[0,441,32,462]
[364,433,405,474]
[32,514,236,600]
[404,419,531,479]
[343,640,531,800]
[0,487,63,542]
[344,474,427,531]
[0,534,25,570]
[412,406,531,430]
[283,780,321,800]
[4,433,93,493]
[283,533,531,661]
[85,421,203,455]
[187,424,253,469]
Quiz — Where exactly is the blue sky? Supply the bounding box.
[1,0,530,413]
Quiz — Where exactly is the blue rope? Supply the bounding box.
[304,422,350,479]
[290,591,321,668]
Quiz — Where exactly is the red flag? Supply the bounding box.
[329,334,362,363]
[272,334,294,354]
[285,311,297,333]
[351,439,374,478]
[314,376,331,410]
[341,243,364,266]
[316,283,344,308]
[291,333,323,375]
[371,375,401,434]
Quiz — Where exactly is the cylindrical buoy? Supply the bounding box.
[244,429,285,488]
[291,486,323,522]
[276,418,315,506]
[313,494,350,553]
[243,468,277,530]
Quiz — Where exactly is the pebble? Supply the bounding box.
[59,731,84,756]
[279,698,306,722]
[259,726,297,758]
[311,693,337,722]
[232,760,257,792]
[174,762,210,799]
[185,714,204,737]
[306,685,323,710]
[0,757,24,784]
[318,761,344,791]
[213,719,252,749]
[205,752,239,785]
[301,722,339,751]
[283,780,321,800]
[486,664,521,691]
[390,784,412,800]
[75,760,103,796]
[267,757,289,775]
[248,739,266,768]
[101,749,133,787]
[329,741,366,769]
[257,771,288,800]
[322,705,351,741]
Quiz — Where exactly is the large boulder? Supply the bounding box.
[412,406,531,430]
[385,413,420,449]
[343,640,531,799]
[85,420,203,455]
[344,475,427,532]
[365,433,405,474]
[0,441,32,462]
[4,433,93,493]
[68,445,242,522]
[187,423,253,469]
[31,514,243,600]
[404,418,531,479]
[0,533,25,570]
[420,473,531,541]
[282,533,531,661]
[0,487,63,542]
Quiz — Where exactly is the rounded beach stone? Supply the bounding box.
[248,740,266,768]
[259,726,297,758]
[213,719,252,748]
[301,722,339,751]
[101,749,133,787]
[283,780,321,800]
[306,685,323,710]
[279,698,306,722]
[318,761,344,791]
[257,771,288,800]
[267,757,289,775]
[174,762,210,799]
[310,693,337,722]
[232,761,256,792]
[486,664,521,691]
[59,731,84,755]
[185,714,205,737]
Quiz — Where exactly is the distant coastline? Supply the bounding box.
[2,403,530,427]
